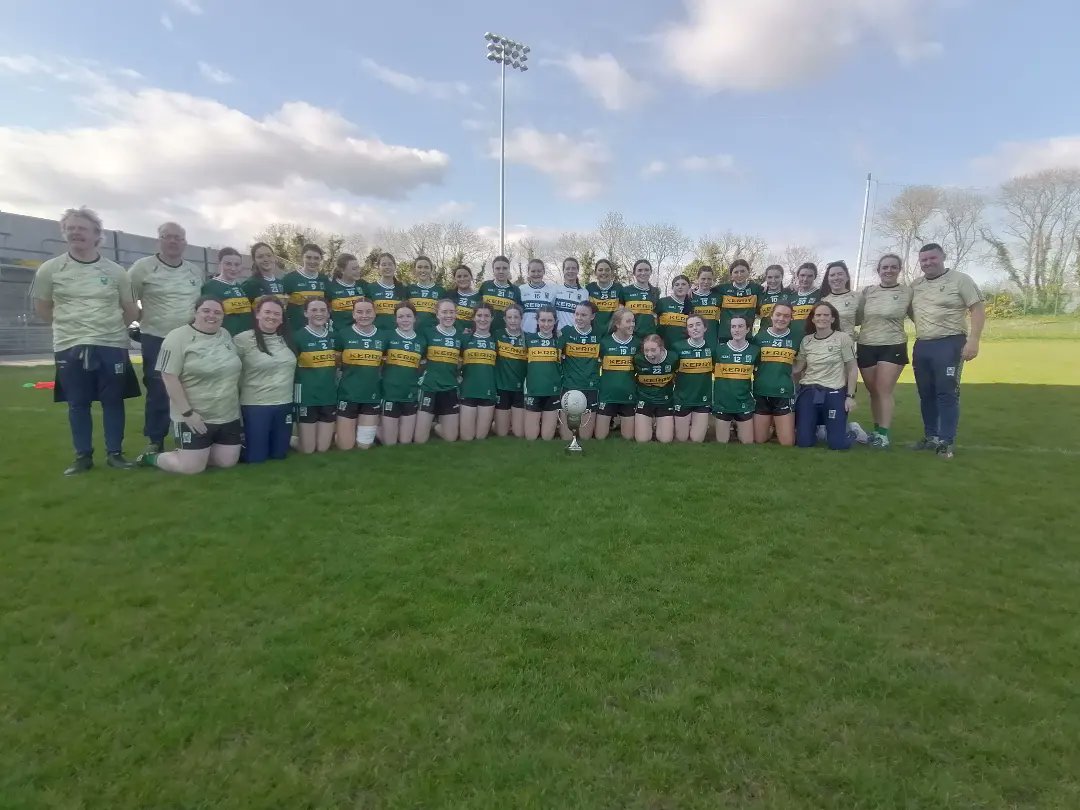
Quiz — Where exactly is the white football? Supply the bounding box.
[561,389,588,416]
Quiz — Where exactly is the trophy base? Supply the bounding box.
[565,436,584,454]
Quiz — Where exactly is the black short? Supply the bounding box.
[714,411,754,422]
[563,389,599,409]
[336,401,381,419]
[673,404,710,416]
[496,390,525,410]
[420,390,460,416]
[857,342,910,368]
[382,400,418,418]
[524,394,560,412]
[297,404,337,424]
[755,396,792,417]
[173,418,242,450]
[598,401,635,418]
[461,396,498,407]
[636,402,674,418]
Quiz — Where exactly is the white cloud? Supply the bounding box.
[0,54,450,245]
[680,154,737,173]
[556,52,651,111]
[172,0,202,14]
[361,58,471,102]
[197,61,234,85]
[160,13,174,31]
[493,128,610,200]
[659,0,950,92]
[972,136,1080,179]
[641,160,667,178]
[0,54,141,85]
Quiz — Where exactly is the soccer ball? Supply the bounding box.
[560,389,588,417]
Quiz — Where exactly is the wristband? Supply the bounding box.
[182,409,194,418]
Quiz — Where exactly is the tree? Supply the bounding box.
[686,231,769,280]
[507,236,545,282]
[873,185,943,283]
[251,223,363,275]
[980,169,1080,313]
[937,189,986,273]
[764,245,822,284]
[594,210,631,279]
[373,221,493,286]
[627,223,691,289]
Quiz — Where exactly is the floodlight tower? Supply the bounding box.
[484,32,530,256]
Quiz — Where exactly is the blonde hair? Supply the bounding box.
[60,206,103,245]
[609,306,635,334]
[642,334,665,351]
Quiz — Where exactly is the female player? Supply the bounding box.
[366,252,408,331]
[242,242,287,306]
[139,296,243,473]
[717,259,764,342]
[523,307,561,440]
[586,258,622,333]
[283,242,327,331]
[855,254,913,448]
[479,254,520,333]
[594,307,638,440]
[752,301,797,446]
[335,298,386,451]
[460,304,499,441]
[672,314,713,442]
[494,304,528,437]
[633,334,677,443]
[327,252,365,334]
[553,257,588,332]
[656,274,691,348]
[519,258,555,333]
[757,264,788,334]
[821,259,858,335]
[558,301,601,440]
[416,298,464,443]
[788,262,821,346]
[450,264,482,334]
[620,259,659,336]
[293,297,337,454]
[792,301,861,450]
[234,296,296,464]
[381,303,425,446]
[712,315,759,444]
[200,247,253,335]
[689,265,720,345]
[407,255,445,331]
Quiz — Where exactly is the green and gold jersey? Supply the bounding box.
[364,280,408,331]
[31,253,136,352]
[421,326,464,392]
[787,288,821,345]
[461,332,498,401]
[283,270,327,331]
[586,281,623,333]
[690,287,721,344]
[634,350,677,406]
[382,330,426,403]
[598,333,639,404]
[406,282,446,331]
[336,326,386,405]
[559,325,600,391]
[524,331,561,397]
[757,286,790,333]
[620,283,659,336]
[451,289,483,333]
[656,296,691,348]
[752,328,797,398]
[479,280,521,333]
[327,278,365,334]
[201,278,253,336]
[494,330,528,393]
[293,326,338,406]
[823,291,859,335]
[157,324,242,424]
[717,281,764,341]
[233,329,296,407]
[857,284,913,346]
[241,272,287,309]
[673,339,713,407]
[128,255,202,338]
[712,340,760,415]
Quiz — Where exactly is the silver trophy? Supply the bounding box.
[558,390,592,454]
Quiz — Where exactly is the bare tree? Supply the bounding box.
[763,245,821,284]
[691,231,770,279]
[874,185,944,282]
[627,223,692,289]
[594,210,631,278]
[937,189,986,272]
[555,231,595,264]
[251,223,363,274]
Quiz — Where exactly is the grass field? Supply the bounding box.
[2,337,1079,808]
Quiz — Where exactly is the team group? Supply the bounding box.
[30,208,985,475]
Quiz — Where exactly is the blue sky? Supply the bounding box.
[2,0,1079,277]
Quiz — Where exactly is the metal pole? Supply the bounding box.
[854,172,871,288]
[498,58,506,257]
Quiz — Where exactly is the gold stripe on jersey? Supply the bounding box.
[679,357,712,373]
[714,363,752,380]
[410,297,437,314]
[464,347,496,365]
[602,355,633,371]
[298,350,337,368]
[426,345,460,364]
[456,305,476,321]
[589,296,619,312]
[759,303,776,318]
[692,305,719,320]
[792,304,813,320]
[497,340,528,361]
[342,348,382,366]
[638,373,675,387]
[722,294,756,309]
[760,347,796,364]
[565,342,600,358]
[625,299,654,315]
[386,349,421,368]
[288,290,323,306]
[223,297,252,314]
[482,294,513,311]
[331,296,361,312]
[373,299,400,316]
[658,312,688,328]
[528,345,559,363]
